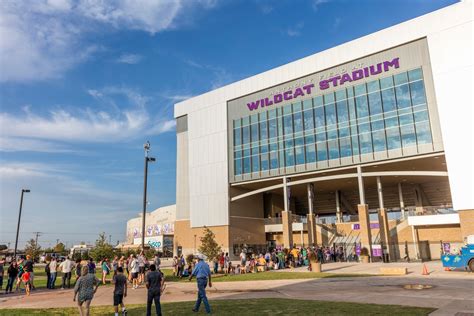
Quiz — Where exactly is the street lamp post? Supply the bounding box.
[141,141,156,250]
[14,189,30,259]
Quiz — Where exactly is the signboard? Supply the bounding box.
[133,236,163,249]
[372,244,382,257]
[352,223,380,230]
[442,242,451,253]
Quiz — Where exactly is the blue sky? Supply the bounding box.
[0,0,457,248]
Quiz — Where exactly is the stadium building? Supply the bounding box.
[173,1,473,260]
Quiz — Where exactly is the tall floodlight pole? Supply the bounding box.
[14,189,30,259]
[141,141,156,250]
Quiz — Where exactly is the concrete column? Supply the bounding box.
[376,177,392,261]
[411,225,420,260]
[398,183,405,219]
[307,183,316,246]
[335,190,342,223]
[282,177,293,248]
[358,204,373,259]
[307,214,317,246]
[414,185,424,214]
[357,166,365,205]
[282,210,293,249]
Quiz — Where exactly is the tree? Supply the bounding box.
[24,238,42,260]
[54,242,66,254]
[0,244,7,251]
[198,227,222,261]
[89,233,114,262]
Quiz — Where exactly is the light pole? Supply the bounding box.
[14,189,30,259]
[141,141,156,250]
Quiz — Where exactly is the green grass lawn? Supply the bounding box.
[0,298,436,315]
[19,267,373,290]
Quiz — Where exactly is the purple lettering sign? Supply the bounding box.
[372,247,382,257]
[370,223,380,229]
[246,58,400,111]
[352,223,360,230]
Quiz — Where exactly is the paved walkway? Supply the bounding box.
[1,262,472,315]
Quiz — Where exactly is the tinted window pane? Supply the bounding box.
[234,159,242,175]
[415,121,432,145]
[303,110,314,130]
[386,127,401,150]
[234,128,241,146]
[400,124,416,147]
[294,112,303,133]
[305,143,316,163]
[381,88,396,113]
[395,83,411,109]
[410,80,427,105]
[408,68,423,81]
[356,95,369,118]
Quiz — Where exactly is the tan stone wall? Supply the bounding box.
[459,210,474,239]
[173,220,230,257]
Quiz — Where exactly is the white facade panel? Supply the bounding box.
[427,18,473,211]
[188,101,229,228]
[408,214,460,226]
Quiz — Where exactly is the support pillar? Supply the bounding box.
[282,177,293,249]
[377,177,392,261]
[307,183,317,246]
[398,183,405,219]
[335,190,342,223]
[357,166,372,258]
[411,225,420,260]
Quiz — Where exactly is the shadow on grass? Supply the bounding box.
[0,298,435,316]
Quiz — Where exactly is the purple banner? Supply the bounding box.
[247,58,400,111]
[352,223,379,230]
[443,243,451,253]
[355,244,361,256]
[370,223,380,229]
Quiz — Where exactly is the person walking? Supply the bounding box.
[45,260,51,289]
[87,258,96,274]
[112,256,119,278]
[138,252,146,284]
[112,267,128,316]
[5,261,18,294]
[49,257,58,289]
[60,256,75,289]
[75,258,82,284]
[74,265,100,316]
[189,254,212,314]
[153,253,161,270]
[21,269,31,296]
[145,264,164,316]
[101,258,111,285]
[130,255,140,289]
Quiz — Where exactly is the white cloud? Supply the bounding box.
[116,53,143,64]
[0,87,175,147]
[185,58,235,90]
[0,0,218,82]
[286,22,304,37]
[0,137,75,153]
[312,0,330,11]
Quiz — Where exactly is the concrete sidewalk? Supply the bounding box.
[283,260,474,278]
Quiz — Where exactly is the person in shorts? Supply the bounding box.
[21,270,31,296]
[130,255,140,289]
[113,267,128,316]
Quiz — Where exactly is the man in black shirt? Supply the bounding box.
[145,264,164,316]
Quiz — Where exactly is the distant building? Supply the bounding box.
[125,204,176,255]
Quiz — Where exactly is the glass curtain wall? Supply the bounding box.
[233,67,432,176]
